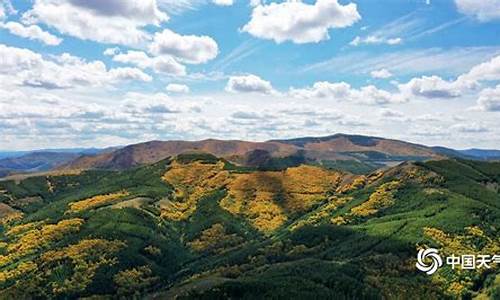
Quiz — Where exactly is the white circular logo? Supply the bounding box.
[416,248,443,275]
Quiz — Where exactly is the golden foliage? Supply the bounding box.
[331,216,347,225]
[0,202,23,226]
[422,226,500,297]
[144,245,162,256]
[336,176,367,194]
[221,165,343,233]
[5,221,42,237]
[68,191,129,212]
[0,218,84,267]
[161,161,229,221]
[41,239,125,295]
[0,261,37,283]
[187,223,244,253]
[114,265,159,296]
[351,181,400,217]
[291,196,352,230]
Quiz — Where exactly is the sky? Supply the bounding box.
[0,0,500,151]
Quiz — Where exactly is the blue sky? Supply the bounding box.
[0,0,500,151]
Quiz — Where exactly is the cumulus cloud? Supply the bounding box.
[0,22,62,45]
[212,0,234,6]
[370,69,393,79]
[242,0,361,44]
[476,85,500,111]
[103,47,120,56]
[231,111,264,120]
[0,0,15,20]
[289,81,405,104]
[379,109,406,120]
[0,44,152,90]
[451,122,489,133]
[149,29,218,64]
[398,55,500,100]
[112,50,186,75]
[108,67,152,82]
[459,55,500,83]
[225,74,275,94]
[290,81,351,99]
[67,0,168,23]
[166,83,190,93]
[455,0,500,21]
[398,76,462,99]
[22,0,168,46]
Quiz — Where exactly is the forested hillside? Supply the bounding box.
[0,153,498,299]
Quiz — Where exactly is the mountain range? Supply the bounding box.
[0,149,498,298]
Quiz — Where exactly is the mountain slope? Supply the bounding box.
[60,134,443,172]
[0,152,80,173]
[0,155,498,298]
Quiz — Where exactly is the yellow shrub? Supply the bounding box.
[68,191,129,212]
[161,161,229,221]
[0,261,37,283]
[221,165,344,233]
[187,223,244,253]
[422,226,500,297]
[114,265,159,296]
[351,181,399,217]
[42,239,125,295]
[0,218,84,267]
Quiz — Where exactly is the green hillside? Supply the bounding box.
[0,154,498,299]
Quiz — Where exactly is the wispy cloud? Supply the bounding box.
[302,46,500,76]
[350,12,466,47]
[350,12,423,46]
[408,17,467,41]
[211,40,264,72]
[158,0,207,15]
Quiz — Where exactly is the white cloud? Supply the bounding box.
[459,55,500,83]
[290,81,405,104]
[66,0,168,23]
[112,50,186,75]
[392,54,500,100]
[350,36,402,46]
[166,83,190,93]
[370,69,393,79]
[225,74,275,94]
[290,81,351,99]
[158,0,207,15]
[242,0,361,44]
[398,75,462,99]
[0,0,15,20]
[451,122,489,133]
[103,47,120,56]
[0,21,62,45]
[22,0,169,46]
[149,29,218,64]
[476,85,500,111]
[455,0,500,22]
[108,67,152,82]
[212,0,233,6]
[0,44,152,90]
[379,109,406,120]
[303,47,500,78]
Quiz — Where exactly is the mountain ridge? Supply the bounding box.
[59,133,444,172]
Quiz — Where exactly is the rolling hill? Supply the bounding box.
[0,152,498,298]
[0,148,119,178]
[59,134,444,173]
